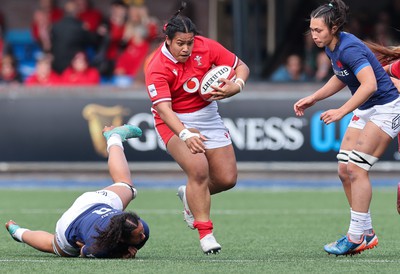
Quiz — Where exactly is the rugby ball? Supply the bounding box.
[199,65,236,101]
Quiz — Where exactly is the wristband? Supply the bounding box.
[234,78,245,92]
[235,78,245,88]
[179,128,200,141]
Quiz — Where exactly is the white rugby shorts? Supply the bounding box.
[166,101,232,149]
[54,190,123,256]
[348,96,400,138]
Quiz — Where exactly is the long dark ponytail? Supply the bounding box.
[163,1,199,40]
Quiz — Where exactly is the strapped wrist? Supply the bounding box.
[234,78,245,92]
[179,128,200,141]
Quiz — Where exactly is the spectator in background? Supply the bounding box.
[93,0,128,78]
[32,9,52,53]
[303,33,319,79]
[75,0,103,33]
[50,0,95,74]
[314,51,332,82]
[61,51,100,85]
[368,11,398,46]
[114,2,159,85]
[31,0,64,52]
[385,0,400,42]
[25,54,60,86]
[0,16,12,64]
[269,53,309,82]
[0,54,22,85]
[0,9,7,35]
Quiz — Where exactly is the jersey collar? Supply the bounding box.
[161,42,178,64]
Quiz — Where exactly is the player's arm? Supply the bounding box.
[211,59,250,100]
[234,59,250,84]
[338,65,376,114]
[384,61,400,92]
[294,75,345,116]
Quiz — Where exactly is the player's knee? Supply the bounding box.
[337,149,351,164]
[337,150,351,180]
[218,172,238,190]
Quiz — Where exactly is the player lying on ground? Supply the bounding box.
[5,124,149,258]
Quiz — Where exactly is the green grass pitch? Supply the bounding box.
[0,188,399,273]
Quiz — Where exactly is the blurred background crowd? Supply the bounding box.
[0,0,400,88]
[0,0,160,87]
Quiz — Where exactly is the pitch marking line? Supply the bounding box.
[1,258,400,263]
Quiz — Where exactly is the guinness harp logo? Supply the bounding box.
[82,104,130,157]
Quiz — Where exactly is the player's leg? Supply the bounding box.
[168,135,211,223]
[5,220,55,254]
[324,122,390,255]
[338,127,362,206]
[348,121,391,216]
[206,144,237,195]
[102,124,142,210]
[168,136,221,254]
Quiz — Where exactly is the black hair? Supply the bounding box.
[310,0,349,36]
[163,1,199,40]
[89,211,142,258]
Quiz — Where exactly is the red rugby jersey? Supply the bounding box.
[390,60,400,78]
[145,36,238,114]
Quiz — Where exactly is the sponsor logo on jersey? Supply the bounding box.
[148,84,157,97]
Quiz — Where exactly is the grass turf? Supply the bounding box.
[0,188,399,273]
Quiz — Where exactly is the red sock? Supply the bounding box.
[193,220,213,239]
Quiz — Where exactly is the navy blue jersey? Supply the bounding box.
[65,204,149,258]
[325,32,399,110]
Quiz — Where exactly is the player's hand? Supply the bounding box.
[320,108,345,124]
[209,78,238,100]
[184,128,207,154]
[102,125,115,133]
[122,246,138,259]
[76,241,85,257]
[294,95,317,116]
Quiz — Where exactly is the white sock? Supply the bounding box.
[107,134,123,153]
[364,209,373,235]
[348,210,368,242]
[14,228,29,243]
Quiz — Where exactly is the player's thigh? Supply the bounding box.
[340,126,361,150]
[354,121,392,157]
[104,185,132,210]
[167,135,209,178]
[206,144,237,184]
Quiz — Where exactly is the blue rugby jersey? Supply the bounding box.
[65,204,149,258]
[325,32,399,110]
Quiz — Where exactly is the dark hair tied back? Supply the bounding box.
[310,0,349,35]
[174,1,187,17]
[163,1,199,39]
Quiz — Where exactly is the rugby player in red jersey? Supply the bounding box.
[145,2,249,254]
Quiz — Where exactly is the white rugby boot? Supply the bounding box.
[200,233,221,254]
[177,185,195,229]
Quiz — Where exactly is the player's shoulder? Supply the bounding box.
[146,47,169,73]
[340,32,365,49]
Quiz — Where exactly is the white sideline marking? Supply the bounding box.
[0,208,393,215]
[1,258,400,263]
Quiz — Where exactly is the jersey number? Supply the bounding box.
[92,207,112,215]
